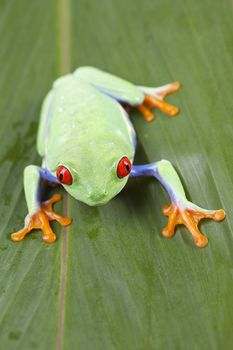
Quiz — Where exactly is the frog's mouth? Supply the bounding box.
[81,191,112,206]
[64,174,129,206]
[69,186,122,206]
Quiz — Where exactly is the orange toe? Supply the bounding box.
[162,203,226,248]
[137,103,155,122]
[11,194,72,243]
[144,95,179,117]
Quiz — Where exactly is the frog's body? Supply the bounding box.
[37,74,136,206]
[11,67,225,248]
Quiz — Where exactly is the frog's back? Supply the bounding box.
[37,74,135,171]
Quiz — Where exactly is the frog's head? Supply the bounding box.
[54,147,133,206]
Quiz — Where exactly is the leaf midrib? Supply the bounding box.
[56,0,71,349]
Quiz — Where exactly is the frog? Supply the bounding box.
[11,66,226,248]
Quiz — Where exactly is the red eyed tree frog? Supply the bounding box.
[11,67,226,248]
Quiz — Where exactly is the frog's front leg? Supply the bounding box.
[11,166,72,243]
[131,161,226,247]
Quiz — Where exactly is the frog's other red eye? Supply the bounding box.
[117,157,132,178]
[56,166,73,185]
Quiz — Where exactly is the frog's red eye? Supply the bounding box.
[117,157,131,178]
[56,166,73,185]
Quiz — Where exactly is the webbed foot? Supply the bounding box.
[138,81,181,122]
[162,202,225,248]
[11,194,72,243]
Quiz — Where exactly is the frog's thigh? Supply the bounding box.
[74,66,144,106]
[37,90,54,157]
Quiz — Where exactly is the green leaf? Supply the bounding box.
[0,0,232,349]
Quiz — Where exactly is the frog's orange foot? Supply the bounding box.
[11,194,72,243]
[137,81,181,122]
[162,202,225,248]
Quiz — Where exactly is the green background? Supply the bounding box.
[0,0,232,349]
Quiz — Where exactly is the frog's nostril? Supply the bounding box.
[89,191,107,201]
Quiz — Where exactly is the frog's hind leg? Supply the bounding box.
[131,161,225,247]
[74,66,144,106]
[137,81,181,122]
[11,166,72,243]
[74,67,180,122]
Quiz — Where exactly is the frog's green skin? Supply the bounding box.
[37,70,140,206]
[11,67,226,248]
